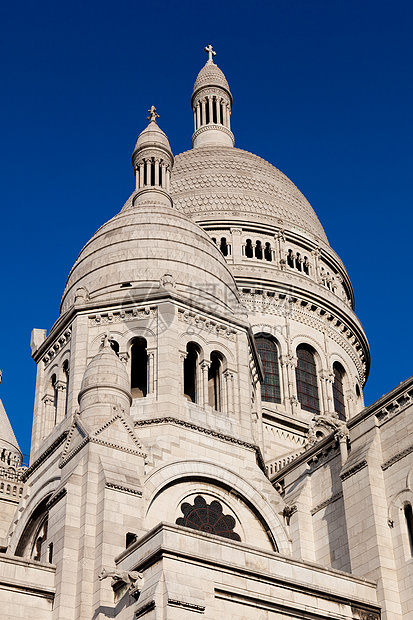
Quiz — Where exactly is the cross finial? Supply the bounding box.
[204,44,216,64]
[147,105,159,123]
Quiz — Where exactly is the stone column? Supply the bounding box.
[193,108,196,132]
[282,355,299,415]
[224,371,233,415]
[196,103,201,129]
[139,162,144,188]
[41,394,55,440]
[145,159,151,186]
[160,162,166,189]
[230,227,242,264]
[180,352,187,395]
[226,104,231,130]
[166,166,170,192]
[55,381,66,425]
[200,361,210,407]
[321,369,335,415]
[154,158,160,187]
[148,351,155,395]
[200,99,206,126]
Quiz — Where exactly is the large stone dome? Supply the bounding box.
[170,145,329,244]
[60,203,240,316]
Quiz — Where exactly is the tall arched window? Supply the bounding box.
[296,345,320,414]
[208,352,222,411]
[405,504,413,555]
[184,342,199,403]
[255,335,281,404]
[51,374,58,424]
[130,337,148,399]
[62,360,70,417]
[332,362,346,420]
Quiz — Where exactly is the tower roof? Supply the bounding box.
[192,61,232,101]
[0,399,22,459]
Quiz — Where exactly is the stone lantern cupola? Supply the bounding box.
[131,106,174,208]
[191,45,234,148]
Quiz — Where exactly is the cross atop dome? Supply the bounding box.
[147,105,160,123]
[204,44,216,64]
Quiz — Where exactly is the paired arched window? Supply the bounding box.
[255,335,281,404]
[295,345,320,414]
[130,337,148,398]
[184,342,199,403]
[332,362,346,420]
[51,374,58,424]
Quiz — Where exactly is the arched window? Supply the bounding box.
[296,253,302,271]
[184,342,199,403]
[264,242,272,261]
[62,360,70,417]
[287,249,295,268]
[130,337,148,399]
[332,362,346,420]
[295,345,320,414]
[255,240,263,259]
[220,237,228,256]
[245,239,253,258]
[255,335,281,404]
[405,504,413,555]
[208,352,222,411]
[51,374,58,424]
[110,340,119,356]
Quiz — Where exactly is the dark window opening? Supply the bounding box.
[356,384,361,398]
[63,361,69,417]
[120,282,132,288]
[255,335,281,403]
[176,495,240,541]
[143,161,148,185]
[264,242,272,261]
[303,257,309,275]
[287,249,295,268]
[220,237,228,256]
[296,253,302,271]
[208,352,222,411]
[296,346,320,414]
[211,237,217,245]
[213,98,217,123]
[333,363,346,420]
[159,164,162,186]
[245,239,253,258]
[51,375,58,424]
[205,100,210,124]
[126,532,137,548]
[150,159,155,186]
[48,542,53,563]
[110,340,119,356]
[131,337,148,398]
[184,342,199,403]
[405,504,413,555]
[255,240,263,260]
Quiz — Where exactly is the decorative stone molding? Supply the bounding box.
[311,492,343,516]
[135,601,156,618]
[89,306,157,326]
[178,308,237,340]
[340,459,368,481]
[22,430,69,481]
[42,328,72,367]
[105,483,142,496]
[46,487,67,510]
[381,443,413,471]
[168,599,205,613]
[98,567,143,600]
[191,124,235,148]
[375,388,413,423]
[134,416,266,473]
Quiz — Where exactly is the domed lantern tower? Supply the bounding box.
[171,46,370,469]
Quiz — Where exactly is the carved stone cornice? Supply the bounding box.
[22,431,69,481]
[178,308,237,340]
[311,491,343,516]
[89,306,157,326]
[382,443,413,471]
[42,328,72,367]
[105,483,142,496]
[168,600,205,613]
[340,459,368,481]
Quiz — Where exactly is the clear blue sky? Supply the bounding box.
[1,0,412,460]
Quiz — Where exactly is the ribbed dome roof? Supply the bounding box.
[61,204,240,316]
[132,121,172,154]
[192,62,232,101]
[79,339,131,403]
[170,146,329,244]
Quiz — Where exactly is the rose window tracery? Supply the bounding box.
[176,495,241,541]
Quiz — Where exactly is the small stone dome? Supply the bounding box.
[132,120,172,160]
[192,62,232,102]
[78,337,131,405]
[61,203,240,316]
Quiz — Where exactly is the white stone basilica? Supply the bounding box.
[0,47,412,619]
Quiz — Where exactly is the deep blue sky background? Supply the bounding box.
[1,1,412,460]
